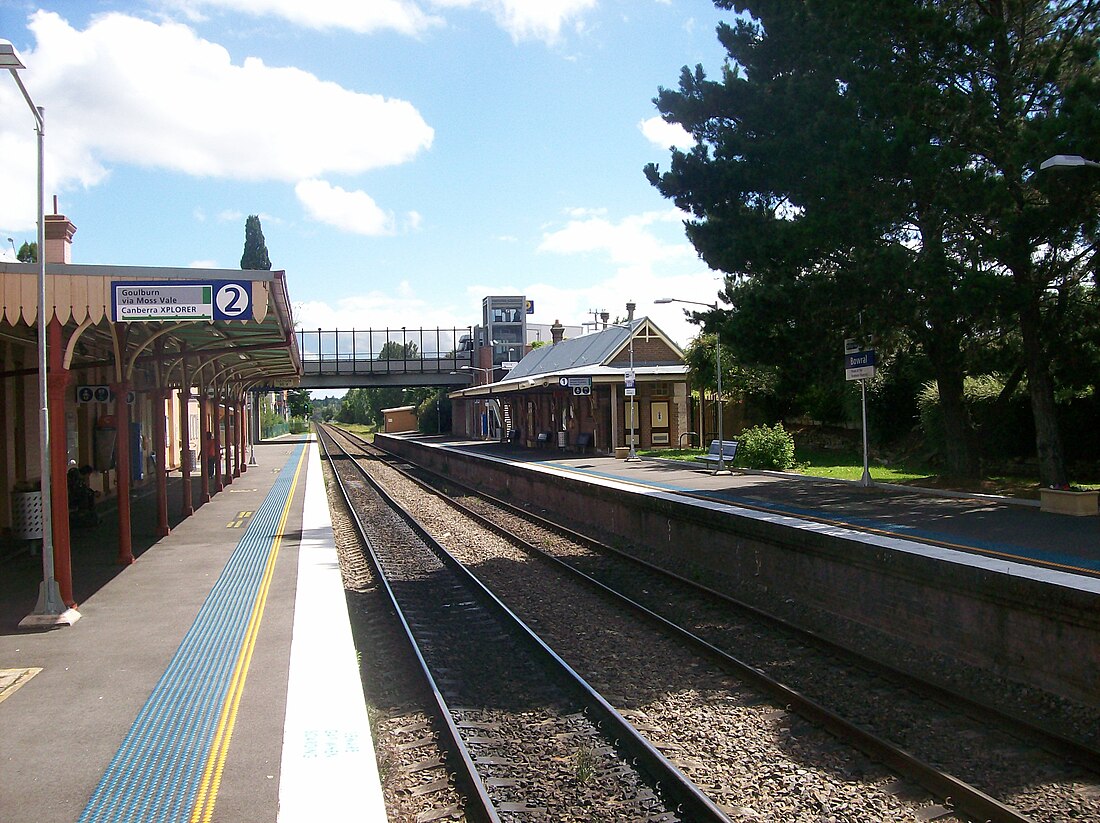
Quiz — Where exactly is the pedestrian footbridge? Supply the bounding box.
[296,327,474,389]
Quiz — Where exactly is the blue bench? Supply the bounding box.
[694,439,737,468]
[575,432,593,453]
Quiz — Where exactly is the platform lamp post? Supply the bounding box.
[3,43,72,625]
[607,320,640,461]
[248,390,257,465]
[654,297,730,476]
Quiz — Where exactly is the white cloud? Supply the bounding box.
[538,208,695,267]
[163,0,444,35]
[295,289,469,331]
[639,115,694,150]
[0,12,434,231]
[451,0,599,44]
[177,0,599,44]
[295,179,395,235]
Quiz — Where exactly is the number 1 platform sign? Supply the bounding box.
[111,280,253,322]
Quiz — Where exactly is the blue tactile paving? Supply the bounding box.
[77,443,306,823]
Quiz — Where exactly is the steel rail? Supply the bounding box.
[320,424,731,823]
[316,426,501,823]
[357,430,1051,823]
[396,445,1100,769]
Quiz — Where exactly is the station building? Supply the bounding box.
[449,306,691,454]
[0,207,300,615]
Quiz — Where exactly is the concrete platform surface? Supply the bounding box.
[433,436,1100,579]
[0,437,384,823]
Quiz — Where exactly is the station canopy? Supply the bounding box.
[0,262,301,389]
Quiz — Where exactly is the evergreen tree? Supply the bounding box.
[287,388,312,418]
[16,241,36,263]
[646,0,1098,482]
[377,340,420,360]
[240,215,272,270]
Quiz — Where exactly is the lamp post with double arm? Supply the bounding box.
[654,297,730,475]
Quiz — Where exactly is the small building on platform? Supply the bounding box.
[449,314,690,455]
[382,405,418,433]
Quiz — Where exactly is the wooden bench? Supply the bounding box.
[694,439,738,468]
[575,432,593,453]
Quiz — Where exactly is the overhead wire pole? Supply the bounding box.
[3,43,76,625]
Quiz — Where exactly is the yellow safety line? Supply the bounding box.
[189,443,310,823]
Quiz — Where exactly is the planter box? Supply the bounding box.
[614,446,630,459]
[1040,488,1099,516]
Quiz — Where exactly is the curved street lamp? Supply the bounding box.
[654,297,730,475]
[3,43,72,623]
[1040,154,1100,171]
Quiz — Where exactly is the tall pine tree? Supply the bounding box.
[646,0,1098,484]
[240,214,272,270]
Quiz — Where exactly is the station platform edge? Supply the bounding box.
[0,436,385,823]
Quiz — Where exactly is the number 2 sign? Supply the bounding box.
[214,281,253,320]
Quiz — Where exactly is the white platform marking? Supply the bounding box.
[279,440,386,821]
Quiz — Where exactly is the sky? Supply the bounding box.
[0,1,735,388]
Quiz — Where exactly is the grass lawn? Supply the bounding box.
[638,446,1100,499]
[332,423,375,438]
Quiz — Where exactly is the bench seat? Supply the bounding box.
[694,439,738,466]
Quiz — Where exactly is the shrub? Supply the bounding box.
[736,422,796,470]
[917,375,1033,462]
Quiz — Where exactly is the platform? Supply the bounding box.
[437,436,1100,580]
[0,436,385,823]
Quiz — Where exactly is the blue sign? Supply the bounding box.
[844,351,876,369]
[525,299,535,314]
[111,279,253,322]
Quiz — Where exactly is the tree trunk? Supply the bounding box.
[927,340,980,479]
[1020,301,1068,487]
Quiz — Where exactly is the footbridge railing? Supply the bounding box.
[296,327,474,388]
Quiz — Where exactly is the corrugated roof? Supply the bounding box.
[450,317,688,398]
[506,319,640,379]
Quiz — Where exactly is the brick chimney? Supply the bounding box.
[551,319,565,344]
[44,197,76,264]
[626,300,636,322]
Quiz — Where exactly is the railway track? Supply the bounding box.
[318,425,729,822]
[325,425,1100,822]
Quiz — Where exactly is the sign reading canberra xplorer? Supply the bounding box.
[111,280,253,322]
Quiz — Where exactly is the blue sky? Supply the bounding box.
[1,1,733,357]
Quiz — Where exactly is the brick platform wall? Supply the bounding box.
[377,434,1100,708]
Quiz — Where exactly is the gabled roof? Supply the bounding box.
[451,317,688,398]
[508,317,684,380]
